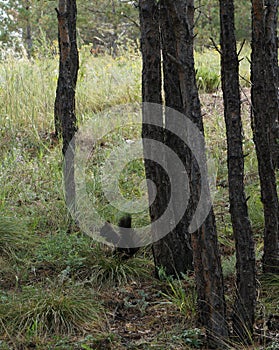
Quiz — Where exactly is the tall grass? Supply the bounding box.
[0,47,269,350]
[0,283,104,337]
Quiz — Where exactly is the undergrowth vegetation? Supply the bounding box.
[0,47,278,349]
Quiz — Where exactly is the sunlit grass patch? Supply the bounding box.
[76,54,141,122]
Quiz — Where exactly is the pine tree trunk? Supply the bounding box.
[25,1,33,59]
[139,0,166,273]
[161,0,228,343]
[152,0,194,275]
[54,0,79,214]
[140,0,193,276]
[219,0,256,342]
[265,1,279,169]
[251,0,279,273]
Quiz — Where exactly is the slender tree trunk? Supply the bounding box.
[25,1,33,59]
[111,0,118,57]
[54,0,79,213]
[219,0,256,342]
[139,0,162,105]
[139,0,165,268]
[265,1,279,169]
[140,0,194,277]
[251,0,279,273]
[151,0,194,276]
[161,0,228,343]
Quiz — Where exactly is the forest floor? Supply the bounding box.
[0,52,278,349]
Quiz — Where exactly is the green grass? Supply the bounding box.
[87,251,151,287]
[0,282,103,337]
[194,44,251,92]
[0,47,275,349]
[0,216,32,255]
[157,268,197,322]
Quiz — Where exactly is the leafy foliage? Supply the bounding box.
[0,0,252,57]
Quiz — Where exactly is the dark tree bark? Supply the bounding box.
[24,1,33,59]
[54,0,79,213]
[139,0,193,277]
[219,0,256,342]
[162,0,227,342]
[139,0,162,106]
[138,1,163,219]
[265,1,279,169]
[152,0,227,343]
[149,0,194,276]
[251,0,279,273]
[54,0,79,142]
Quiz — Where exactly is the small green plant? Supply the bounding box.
[124,289,149,316]
[222,254,236,278]
[34,230,94,272]
[173,328,204,348]
[196,66,220,92]
[158,268,197,319]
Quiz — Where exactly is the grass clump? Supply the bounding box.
[222,254,236,279]
[0,216,33,257]
[259,274,279,311]
[0,282,103,338]
[87,247,151,287]
[158,268,197,320]
[196,66,220,92]
[195,48,220,92]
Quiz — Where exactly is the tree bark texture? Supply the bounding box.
[54,0,79,214]
[140,0,228,342]
[54,0,79,144]
[219,0,256,342]
[162,1,227,341]
[251,0,279,273]
[24,1,33,59]
[265,0,279,169]
[151,0,194,275]
[140,0,194,277]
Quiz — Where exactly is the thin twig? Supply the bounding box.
[239,74,251,88]
[166,53,184,69]
[237,39,246,56]
[193,10,202,28]
[121,12,140,28]
[210,37,222,55]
